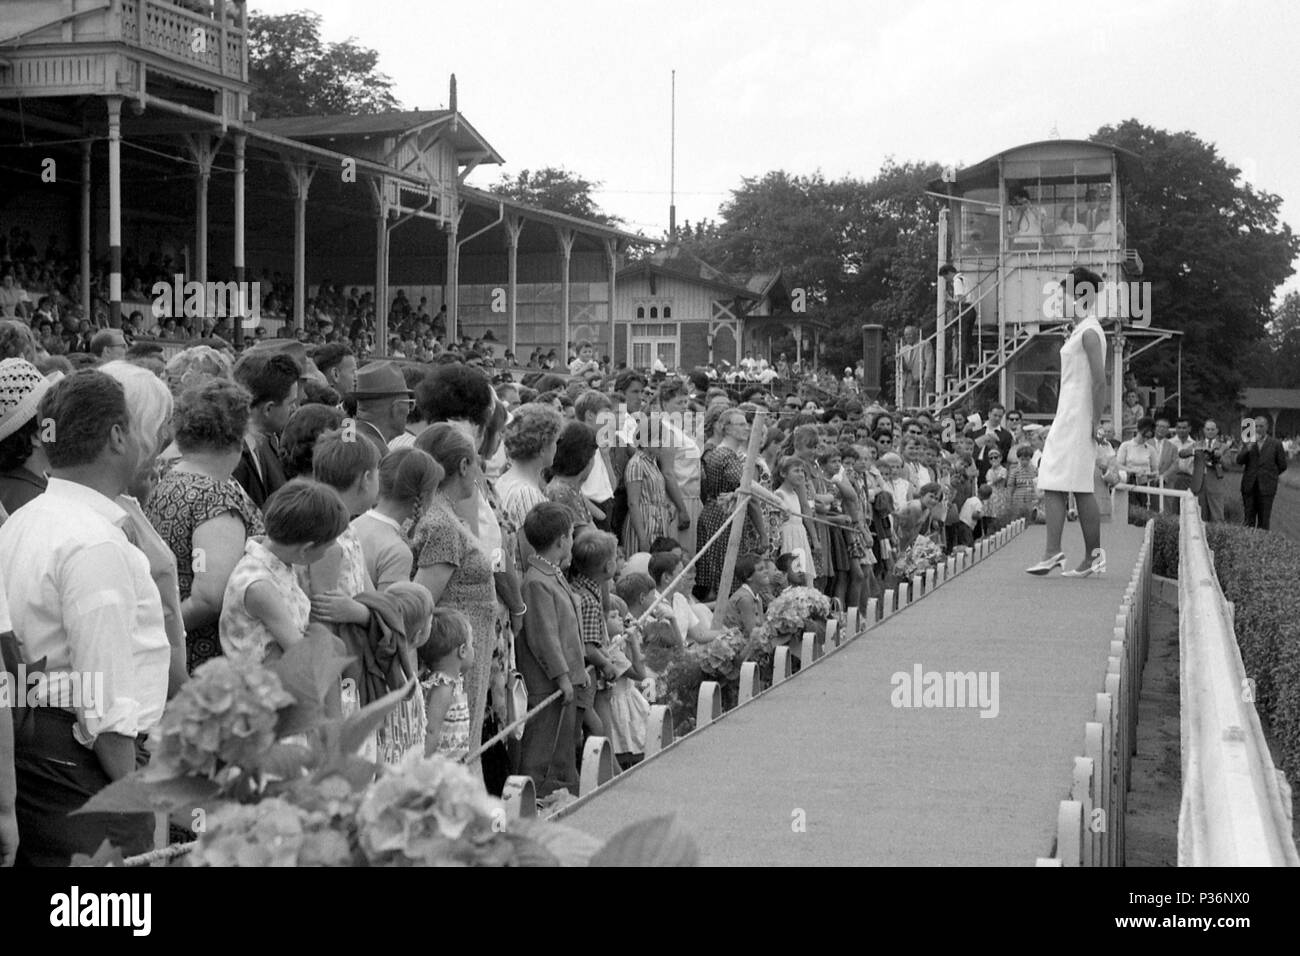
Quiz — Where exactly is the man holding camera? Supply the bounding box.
[1237,413,1287,531]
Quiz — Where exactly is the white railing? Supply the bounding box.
[1041,486,1298,867]
[1040,516,1153,866]
[1175,494,1298,866]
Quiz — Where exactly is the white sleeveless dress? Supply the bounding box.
[1037,315,1105,493]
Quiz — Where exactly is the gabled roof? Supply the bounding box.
[459,186,649,245]
[618,243,759,299]
[252,110,504,165]
[743,270,785,297]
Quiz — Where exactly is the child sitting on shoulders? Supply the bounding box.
[598,594,650,771]
[220,479,351,667]
[419,607,475,762]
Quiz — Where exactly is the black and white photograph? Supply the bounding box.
[0,0,1296,923]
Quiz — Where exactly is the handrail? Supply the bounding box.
[1176,497,1298,866]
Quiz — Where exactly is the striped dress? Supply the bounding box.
[623,448,669,553]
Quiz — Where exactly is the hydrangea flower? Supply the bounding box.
[153,657,294,778]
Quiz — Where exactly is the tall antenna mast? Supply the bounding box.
[669,69,677,242]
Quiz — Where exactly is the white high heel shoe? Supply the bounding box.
[1062,548,1106,578]
[1025,552,1067,575]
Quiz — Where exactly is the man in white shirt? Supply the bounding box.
[1167,415,1197,492]
[0,370,170,865]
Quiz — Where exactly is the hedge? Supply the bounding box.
[1132,507,1300,790]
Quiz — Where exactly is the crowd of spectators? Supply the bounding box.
[0,229,1290,864]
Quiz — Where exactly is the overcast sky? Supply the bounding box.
[251,0,1300,300]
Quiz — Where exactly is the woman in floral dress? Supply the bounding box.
[695,408,766,599]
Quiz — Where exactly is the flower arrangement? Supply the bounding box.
[685,627,749,682]
[74,631,698,867]
[895,535,945,579]
[751,586,832,655]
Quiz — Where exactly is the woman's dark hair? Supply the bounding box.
[174,379,251,454]
[734,552,761,584]
[263,478,349,546]
[299,379,341,408]
[479,398,508,458]
[657,379,687,405]
[418,363,494,426]
[1136,416,1156,435]
[233,353,299,407]
[0,415,38,471]
[549,421,598,478]
[279,404,345,478]
[648,551,680,586]
[649,536,681,554]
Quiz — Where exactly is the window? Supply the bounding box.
[630,322,679,370]
[636,306,645,319]
[663,305,671,318]
[650,306,658,318]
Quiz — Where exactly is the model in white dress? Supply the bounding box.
[1037,314,1105,493]
[1027,306,1107,577]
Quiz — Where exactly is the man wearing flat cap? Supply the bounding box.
[350,361,415,458]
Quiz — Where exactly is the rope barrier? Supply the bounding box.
[123,838,195,867]
[461,689,563,764]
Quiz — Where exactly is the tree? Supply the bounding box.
[1091,120,1298,417]
[674,161,943,372]
[247,11,400,119]
[489,168,623,226]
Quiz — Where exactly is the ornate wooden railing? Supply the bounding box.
[119,0,245,80]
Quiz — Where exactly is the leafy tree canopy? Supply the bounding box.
[247,11,400,118]
[489,168,623,226]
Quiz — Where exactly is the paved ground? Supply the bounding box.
[560,521,1147,865]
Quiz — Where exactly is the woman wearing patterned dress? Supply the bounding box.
[145,379,264,673]
[623,443,670,554]
[695,407,767,599]
[412,424,498,781]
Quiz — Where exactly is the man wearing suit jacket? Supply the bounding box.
[232,352,300,509]
[972,404,1013,484]
[349,361,415,460]
[1236,413,1288,530]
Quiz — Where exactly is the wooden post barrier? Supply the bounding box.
[897,582,910,609]
[1057,800,1084,867]
[1072,756,1096,867]
[947,556,956,578]
[716,409,768,606]
[925,568,936,592]
[801,630,822,663]
[697,681,722,727]
[911,574,923,600]
[739,661,759,704]
[826,617,839,648]
[1085,720,1107,866]
[881,590,895,618]
[579,736,615,795]
[773,646,792,682]
[846,606,859,636]
[645,704,673,756]
[502,775,537,819]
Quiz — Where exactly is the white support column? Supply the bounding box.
[233,133,246,348]
[605,237,618,363]
[557,227,575,356]
[281,156,317,334]
[445,221,458,344]
[935,207,948,408]
[107,96,123,328]
[505,214,523,354]
[189,134,216,286]
[80,138,92,322]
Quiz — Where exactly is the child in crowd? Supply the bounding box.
[649,550,722,644]
[957,484,991,549]
[775,552,807,588]
[372,581,436,765]
[568,530,622,740]
[775,455,815,583]
[519,502,587,798]
[984,450,1009,533]
[599,594,650,771]
[869,489,898,580]
[420,606,475,761]
[220,479,351,666]
[1006,445,1040,523]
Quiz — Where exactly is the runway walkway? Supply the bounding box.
[557,521,1147,865]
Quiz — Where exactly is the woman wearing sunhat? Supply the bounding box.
[0,358,55,515]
